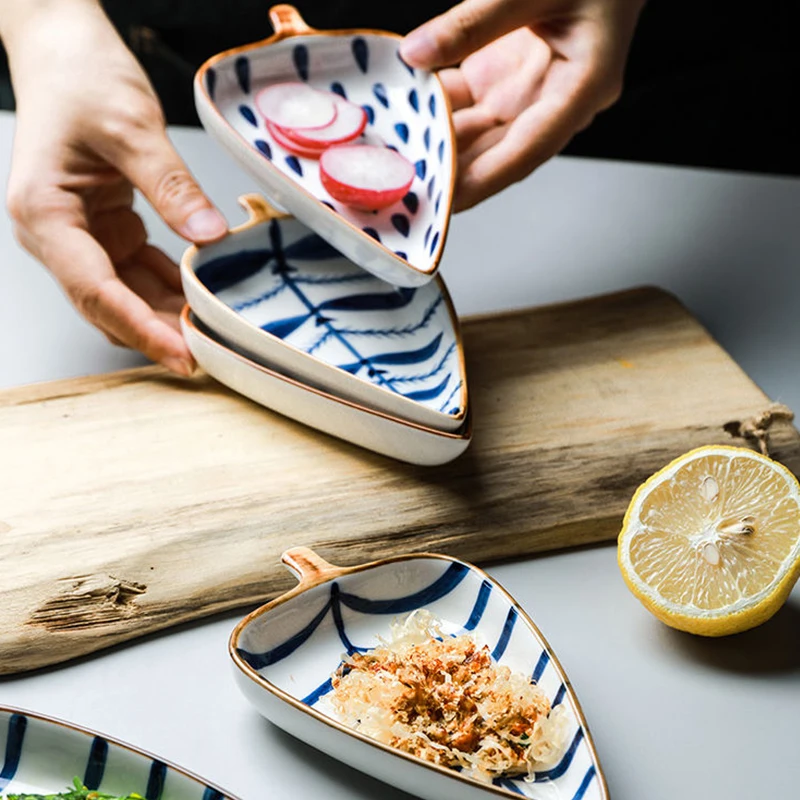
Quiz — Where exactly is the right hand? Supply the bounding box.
[2,0,227,375]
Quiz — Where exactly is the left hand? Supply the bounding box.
[400,0,645,211]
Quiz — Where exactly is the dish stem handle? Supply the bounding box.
[268,5,314,38]
[282,547,344,587]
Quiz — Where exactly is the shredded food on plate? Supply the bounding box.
[327,610,568,783]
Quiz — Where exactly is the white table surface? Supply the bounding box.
[1,108,799,800]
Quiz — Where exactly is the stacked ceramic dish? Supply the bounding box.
[181,5,470,465]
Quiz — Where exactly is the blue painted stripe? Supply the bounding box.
[145,760,167,800]
[338,562,469,614]
[331,583,368,655]
[403,373,451,402]
[531,651,550,682]
[494,777,525,795]
[0,713,26,791]
[83,736,108,790]
[534,728,584,782]
[237,599,332,668]
[572,766,596,800]
[437,379,463,414]
[552,683,566,707]
[491,607,518,660]
[235,56,250,94]
[202,788,224,800]
[463,580,492,631]
[302,677,334,706]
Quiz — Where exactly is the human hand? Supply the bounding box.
[1,0,227,375]
[400,0,645,211]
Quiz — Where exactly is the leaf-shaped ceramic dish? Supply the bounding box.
[181,195,467,432]
[0,706,237,799]
[230,548,608,800]
[194,4,455,288]
[181,309,471,465]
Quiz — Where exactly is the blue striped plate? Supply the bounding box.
[230,548,608,800]
[0,707,237,800]
[194,4,455,289]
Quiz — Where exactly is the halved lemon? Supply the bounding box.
[618,445,800,636]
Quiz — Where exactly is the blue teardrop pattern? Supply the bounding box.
[438,140,446,163]
[394,122,409,143]
[239,105,257,127]
[321,200,336,212]
[391,214,410,237]
[330,82,346,98]
[408,88,419,112]
[235,56,250,94]
[286,156,302,176]
[424,224,432,247]
[385,144,399,152]
[363,227,381,242]
[423,127,431,151]
[372,83,389,108]
[255,139,272,160]
[435,191,442,214]
[427,176,436,200]
[362,104,375,125]
[429,231,440,256]
[402,192,419,214]
[429,94,436,117]
[397,49,415,75]
[206,68,216,101]
[394,250,408,260]
[415,159,427,180]
[293,44,309,80]
[352,37,369,73]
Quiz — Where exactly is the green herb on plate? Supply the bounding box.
[6,777,145,800]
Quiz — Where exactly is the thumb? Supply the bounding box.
[110,127,227,243]
[400,0,531,68]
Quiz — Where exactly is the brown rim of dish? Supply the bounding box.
[228,548,610,800]
[193,3,457,282]
[181,303,472,441]
[0,704,242,800]
[180,193,470,427]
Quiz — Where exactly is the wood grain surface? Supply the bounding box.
[1,287,798,674]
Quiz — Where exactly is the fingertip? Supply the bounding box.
[399,27,440,68]
[162,354,197,377]
[180,207,228,243]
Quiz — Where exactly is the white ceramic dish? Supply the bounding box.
[230,548,608,800]
[0,706,237,799]
[194,4,455,287]
[181,308,471,466]
[181,194,467,432]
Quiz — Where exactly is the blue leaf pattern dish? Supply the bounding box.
[181,195,467,432]
[181,309,471,466]
[230,548,608,800]
[194,5,455,288]
[0,707,237,800]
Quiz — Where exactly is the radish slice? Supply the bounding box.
[320,145,415,211]
[266,121,327,159]
[278,97,367,147]
[256,82,337,130]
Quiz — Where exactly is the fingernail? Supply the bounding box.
[162,355,195,377]
[183,208,227,242]
[400,29,439,66]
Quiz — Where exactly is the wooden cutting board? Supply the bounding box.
[1,287,798,675]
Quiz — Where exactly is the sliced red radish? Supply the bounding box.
[320,145,415,211]
[266,120,327,159]
[278,97,367,147]
[256,82,337,130]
